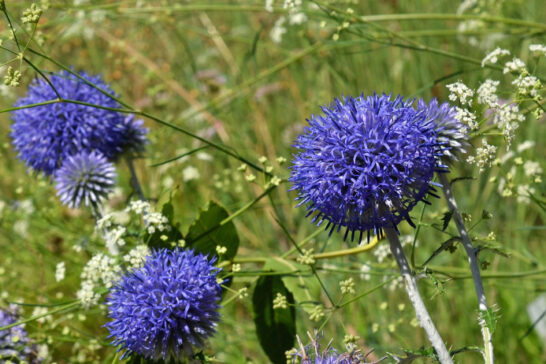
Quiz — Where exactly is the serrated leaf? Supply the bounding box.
[425,271,446,298]
[185,201,239,261]
[253,275,296,364]
[162,201,174,221]
[263,258,319,314]
[387,347,436,363]
[422,237,458,266]
[480,307,498,334]
[450,176,475,184]
[441,210,454,231]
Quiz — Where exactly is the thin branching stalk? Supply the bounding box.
[385,228,454,364]
[124,155,145,201]
[438,173,494,364]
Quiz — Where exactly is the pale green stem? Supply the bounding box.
[125,155,145,201]
[438,173,494,364]
[385,228,454,364]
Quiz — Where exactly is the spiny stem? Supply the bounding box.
[438,172,494,364]
[385,228,454,364]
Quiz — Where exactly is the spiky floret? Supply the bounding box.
[417,98,469,162]
[54,151,116,209]
[292,333,365,364]
[105,248,222,361]
[290,94,445,240]
[10,70,148,175]
[0,306,39,363]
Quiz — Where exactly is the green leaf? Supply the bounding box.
[422,237,459,266]
[263,258,319,314]
[441,210,454,231]
[252,275,296,364]
[185,201,239,261]
[480,307,499,334]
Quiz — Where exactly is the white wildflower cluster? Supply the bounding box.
[481,48,510,67]
[296,248,315,265]
[309,304,324,322]
[523,160,543,178]
[400,235,418,248]
[467,139,497,171]
[455,107,478,130]
[456,0,477,15]
[182,166,200,181]
[496,140,542,202]
[516,184,536,204]
[517,140,535,153]
[103,226,126,255]
[128,200,150,215]
[3,66,22,87]
[96,213,114,230]
[456,1,504,50]
[273,293,288,309]
[340,278,355,295]
[512,73,541,98]
[373,244,390,263]
[123,245,151,270]
[447,81,474,106]
[32,307,52,324]
[270,16,287,43]
[360,264,371,281]
[77,253,121,308]
[55,262,66,282]
[529,44,546,57]
[216,245,227,255]
[284,0,307,25]
[492,104,525,147]
[388,276,404,291]
[268,0,308,43]
[503,57,526,74]
[22,3,42,24]
[128,200,171,234]
[477,79,500,108]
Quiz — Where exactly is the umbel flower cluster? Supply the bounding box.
[105,248,222,361]
[10,70,148,209]
[290,93,464,240]
[0,306,39,363]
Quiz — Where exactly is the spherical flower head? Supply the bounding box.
[105,248,222,361]
[417,98,469,163]
[0,305,39,363]
[54,151,116,209]
[290,94,442,240]
[121,114,149,155]
[10,70,148,175]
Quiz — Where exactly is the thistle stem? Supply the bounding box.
[385,228,453,364]
[125,155,145,201]
[438,172,494,364]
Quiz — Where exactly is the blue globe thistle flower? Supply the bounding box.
[10,70,148,175]
[0,306,39,363]
[105,248,222,361]
[54,151,116,209]
[417,98,469,162]
[290,94,445,240]
[292,333,365,364]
